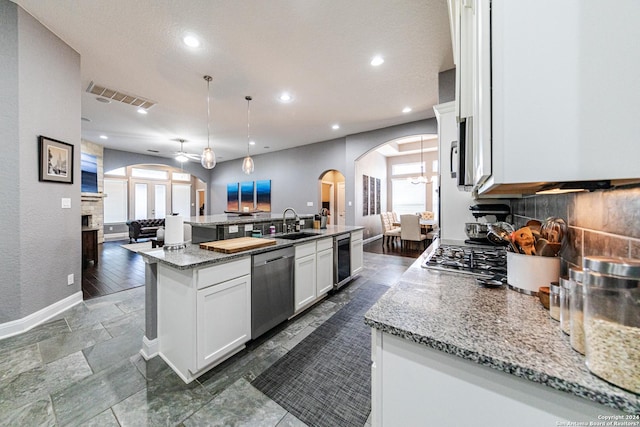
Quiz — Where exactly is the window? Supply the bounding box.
[131,168,168,180]
[392,162,424,176]
[391,178,426,215]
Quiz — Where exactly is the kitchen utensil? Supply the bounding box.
[487,223,519,252]
[492,221,515,234]
[541,217,567,244]
[535,237,560,257]
[525,219,542,233]
[465,222,489,240]
[512,227,536,255]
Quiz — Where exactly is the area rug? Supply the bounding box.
[251,283,388,427]
[120,241,152,252]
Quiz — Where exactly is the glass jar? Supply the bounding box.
[583,256,640,394]
[559,276,571,335]
[549,282,560,321]
[568,267,585,355]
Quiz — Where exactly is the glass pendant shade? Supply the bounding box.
[201,75,216,170]
[242,95,254,174]
[201,147,216,169]
[242,155,254,175]
[411,136,427,184]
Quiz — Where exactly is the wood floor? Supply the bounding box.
[82,240,146,299]
[81,236,424,300]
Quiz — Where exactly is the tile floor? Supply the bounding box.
[0,252,414,426]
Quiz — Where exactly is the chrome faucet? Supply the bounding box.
[282,207,299,233]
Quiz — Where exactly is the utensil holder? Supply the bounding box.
[507,252,560,296]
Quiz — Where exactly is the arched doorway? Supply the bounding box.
[319,170,345,226]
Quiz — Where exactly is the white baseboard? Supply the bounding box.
[0,291,83,340]
[364,234,383,245]
[140,336,158,360]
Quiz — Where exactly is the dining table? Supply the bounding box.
[393,217,437,230]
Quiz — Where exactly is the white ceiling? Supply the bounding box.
[15,0,453,164]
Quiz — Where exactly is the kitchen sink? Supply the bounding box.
[276,232,320,240]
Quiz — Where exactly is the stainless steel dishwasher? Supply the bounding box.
[251,247,295,339]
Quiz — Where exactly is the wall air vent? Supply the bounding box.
[86,82,156,110]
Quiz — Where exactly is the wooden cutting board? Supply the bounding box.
[199,237,276,254]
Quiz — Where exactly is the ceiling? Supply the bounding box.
[15,0,453,164]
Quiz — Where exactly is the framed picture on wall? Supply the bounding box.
[38,135,74,184]
[362,175,369,216]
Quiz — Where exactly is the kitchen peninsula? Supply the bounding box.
[186,212,316,243]
[365,239,640,426]
[139,223,364,383]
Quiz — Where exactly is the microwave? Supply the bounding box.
[450,116,474,191]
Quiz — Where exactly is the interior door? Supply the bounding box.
[337,182,346,226]
[131,179,169,219]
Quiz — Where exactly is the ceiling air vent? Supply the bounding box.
[86,81,156,110]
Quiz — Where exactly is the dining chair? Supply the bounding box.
[380,212,401,246]
[400,214,427,250]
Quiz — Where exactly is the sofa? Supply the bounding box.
[127,219,165,243]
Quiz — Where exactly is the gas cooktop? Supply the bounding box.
[422,243,507,287]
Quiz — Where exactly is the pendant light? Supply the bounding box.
[201,75,216,169]
[241,95,255,175]
[411,136,429,184]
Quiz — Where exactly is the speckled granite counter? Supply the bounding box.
[138,225,362,270]
[364,240,640,414]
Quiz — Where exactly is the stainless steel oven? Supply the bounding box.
[334,233,351,289]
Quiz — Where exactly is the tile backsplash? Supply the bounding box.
[509,186,640,273]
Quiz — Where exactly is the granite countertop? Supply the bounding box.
[364,239,640,414]
[138,225,363,270]
[186,213,315,227]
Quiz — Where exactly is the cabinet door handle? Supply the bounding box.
[450,141,458,179]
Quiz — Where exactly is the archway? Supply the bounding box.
[318,170,346,226]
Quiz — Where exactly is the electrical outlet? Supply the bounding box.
[109,226,113,231]
[229,225,239,233]
[67,274,74,285]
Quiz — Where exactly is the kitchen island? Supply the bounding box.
[138,224,363,383]
[365,239,640,426]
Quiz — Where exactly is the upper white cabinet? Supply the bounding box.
[450,0,640,195]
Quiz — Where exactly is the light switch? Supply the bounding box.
[61,198,71,209]
[307,201,313,207]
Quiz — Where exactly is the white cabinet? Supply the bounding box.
[316,238,334,297]
[294,242,317,313]
[371,330,620,426]
[295,237,335,313]
[350,230,364,276]
[157,257,251,383]
[196,274,250,370]
[450,0,640,195]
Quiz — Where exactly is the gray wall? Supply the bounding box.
[345,119,439,225]
[0,1,82,323]
[438,68,456,103]
[209,138,346,215]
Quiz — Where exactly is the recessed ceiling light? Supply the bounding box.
[183,35,200,48]
[402,107,412,113]
[137,108,148,115]
[370,55,384,66]
[99,135,108,140]
[278,93,292,103]
[249,140,256,146]
[332,124,340,130]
